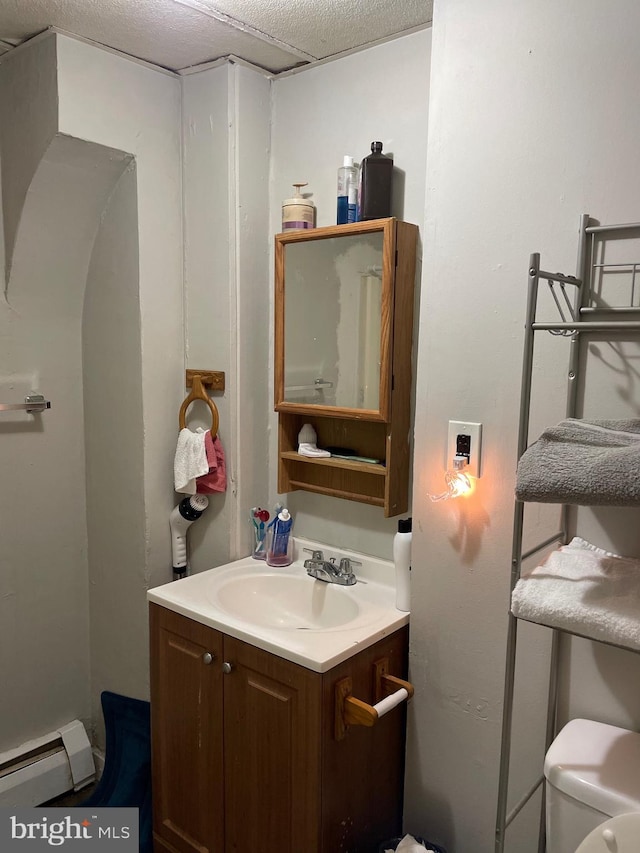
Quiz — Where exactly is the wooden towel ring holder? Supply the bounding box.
[179,374,219,438]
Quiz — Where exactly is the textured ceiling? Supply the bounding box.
[0,0,433,74]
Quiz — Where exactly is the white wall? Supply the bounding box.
[182,65,234,568]
[233,63,272,558]
[0,112,133,749]
[83,163,147,743]
[55,35,183,718]
[0,35,57,286]
[56,34,183,602]
[0,32,182,751]
[270,29,431,558]
[182,61,271,571]
[406,2,640,851]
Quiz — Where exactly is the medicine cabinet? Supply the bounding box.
[274,218,418,517]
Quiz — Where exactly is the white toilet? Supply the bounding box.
[575,813,640,853]
[544,718,640,853]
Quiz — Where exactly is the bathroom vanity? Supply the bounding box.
[274,219,418,517]
[148,542,411,853]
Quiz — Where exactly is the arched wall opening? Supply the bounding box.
[0,131,141,752]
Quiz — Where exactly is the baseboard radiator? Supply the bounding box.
[0,720,95,807]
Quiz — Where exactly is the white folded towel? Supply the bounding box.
[511,537,640,650]
[174,427,209,494]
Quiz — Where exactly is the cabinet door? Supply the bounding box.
[150,605,225,853]
[222,636,323,853]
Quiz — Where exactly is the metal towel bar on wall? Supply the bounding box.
[0,394,51,414]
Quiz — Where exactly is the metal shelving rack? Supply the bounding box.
[494,214,640,853]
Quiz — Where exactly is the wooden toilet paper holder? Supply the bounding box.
[335,657,414,741]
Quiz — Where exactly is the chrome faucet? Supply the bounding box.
[303,549,360,586]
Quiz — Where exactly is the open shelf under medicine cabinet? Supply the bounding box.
[274,218,418,517]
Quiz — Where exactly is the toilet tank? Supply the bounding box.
[544,719,640,853]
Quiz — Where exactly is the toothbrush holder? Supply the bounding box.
[265,523,293,567]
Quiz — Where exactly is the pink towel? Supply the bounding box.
[196,431,227,493]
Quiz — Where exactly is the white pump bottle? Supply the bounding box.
[393,517,412,612]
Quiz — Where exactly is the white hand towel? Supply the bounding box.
[399,836,425,852]
[174,428,209,494]
[385,836,429,853]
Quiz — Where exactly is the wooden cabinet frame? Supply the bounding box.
[274,218,418,517]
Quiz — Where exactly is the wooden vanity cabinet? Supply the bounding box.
[150,604,409,853]
[275,218,418,517]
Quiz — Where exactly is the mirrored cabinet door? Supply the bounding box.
[274,218,418,517]
[277,227,390,418]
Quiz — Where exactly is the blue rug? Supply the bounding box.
[81,691,152,853]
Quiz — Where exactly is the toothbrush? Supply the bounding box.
[251,507,270,558]
[250,508,261,553]
[266,503,283,531]
[255,508,269,540]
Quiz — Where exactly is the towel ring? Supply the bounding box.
[179,374,219,438]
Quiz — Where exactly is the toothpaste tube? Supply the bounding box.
[266,508,293,567]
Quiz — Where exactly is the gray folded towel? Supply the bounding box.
[515,418,640,505]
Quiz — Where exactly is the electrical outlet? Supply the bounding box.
[447,421,482,478]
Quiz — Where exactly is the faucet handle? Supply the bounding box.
[303,548,324,561]
[339,557,361,575]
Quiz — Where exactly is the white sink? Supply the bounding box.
[147,537,409,672]
[211,572,361,630]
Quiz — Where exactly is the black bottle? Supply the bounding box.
[359,141,393,220]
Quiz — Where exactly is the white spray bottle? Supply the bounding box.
[170,495,209,578]
[393,517,412,612]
